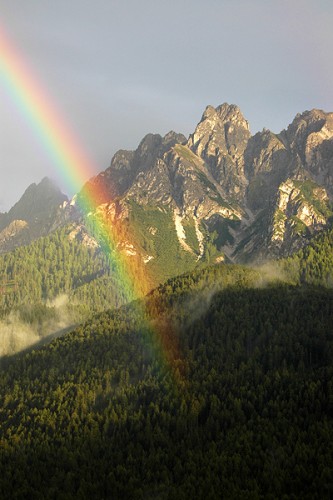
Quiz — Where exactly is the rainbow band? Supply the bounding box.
[0,27,181,378]
[0,29,92,195]
[0,27,135,301]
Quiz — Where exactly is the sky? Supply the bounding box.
[0,0,333,211]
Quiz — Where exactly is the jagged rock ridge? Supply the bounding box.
[0,177,69,253]
[81,104,332,268]
[2,104,333,277]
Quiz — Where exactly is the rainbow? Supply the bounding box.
[0,26,140,302]
[0,27,181,379]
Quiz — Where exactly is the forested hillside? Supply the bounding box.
[280,225,333,286]
[0,259,332,498]
[0,224,139,356]
[1,218,333,357]
[0,224,134,312]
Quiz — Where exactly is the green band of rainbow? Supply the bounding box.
[0,27,182,379]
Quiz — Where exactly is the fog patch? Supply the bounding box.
[0,294,81,358]
[171,264,294,330]
[46,293,69,308]
[184,287,218,324]
[167,285,222,333]
[0,311,40,357]
[255,262,294,287]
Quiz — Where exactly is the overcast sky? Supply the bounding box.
[1,0,333,210]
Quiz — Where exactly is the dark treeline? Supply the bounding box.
[0,276,332,498]
[1,221,333,496]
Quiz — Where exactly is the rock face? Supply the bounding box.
[81,131,186,206]
[187,104,251,200]
[244,129,291,211]
[225,107,333,262]
[283,110,333,193]
[3,104,333,275]
[70,104,333,269]
[0,177,69,253]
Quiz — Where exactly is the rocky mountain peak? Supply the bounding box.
[201,104,217,120]
[136,133,164,160]
[0,177,69,252]
[5,177,67,226]
[277,108,333,193]
[244,129,290,206]
[186,103,251,200]
[163,130,186,147]
[283,109,333,153]
[187,103,250,157]
[292,108,333,126]
[134,131,186,170]
[80,130,186,206]
[200,103,249,128]
[215,103,250,131]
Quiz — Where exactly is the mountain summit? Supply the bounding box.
[187,103,251,199]
[2,103,333,281]
[74,103,332,275]
[0,177,68,252]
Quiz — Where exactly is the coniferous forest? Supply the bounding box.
[0,248,333,498]
[2,3,333,498]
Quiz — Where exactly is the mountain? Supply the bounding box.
[238,109,333,261]
[1,103,333,354]
[2,103,332,275]
[0,103,332,321]
[81,131,187,205]
[72,104,332,278]
[0,177,70,253]
[1,261,332,498]
[1,103,333,497]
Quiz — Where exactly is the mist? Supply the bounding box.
[255,261,297,287]
[0,294,81,358]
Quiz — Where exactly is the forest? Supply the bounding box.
[0,223,145,355]
[0,224,333,497]
[0,246,332,498]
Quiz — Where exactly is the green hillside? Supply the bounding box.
[0,259,332,498]
[0,224,138,356]
[279,225,333,286]
[1,216,333,358]
[127,201,198,284]
[0,224,130,312]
